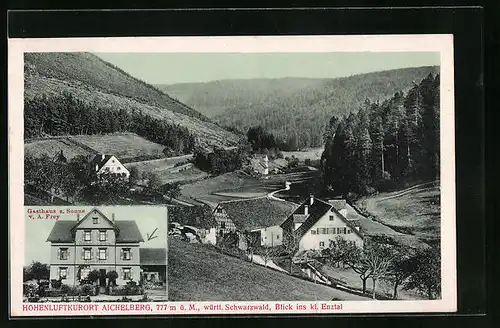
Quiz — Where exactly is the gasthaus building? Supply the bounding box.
[46,208,144,288]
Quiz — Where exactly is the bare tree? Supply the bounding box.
[383,245,415,299]
[256,245,280,268]
[363,243,394,299]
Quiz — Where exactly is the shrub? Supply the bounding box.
[304,158,311,166]
[109,282,142,296]
[106,270,118,287]
[80,284,95,296]
[45,289,64,297]
[60,284,72,294]
[51,279,62,289]
[23,282,38,297]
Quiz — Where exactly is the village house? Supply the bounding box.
[139,248,167,284]
[281,195,364,251]
[46,208,165,290]
[212,197,299,250]
[91,154,130,180]
[167,205,218,245]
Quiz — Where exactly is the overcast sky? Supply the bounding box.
[24,206,167,266]
[94,52,440,85]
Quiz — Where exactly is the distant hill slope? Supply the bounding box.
[168,238,368,301]
[159,66,439,148]
[24,53,239,149]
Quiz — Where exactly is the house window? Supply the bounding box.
[83,248,92,260]
[93,217,99,224]
[84,230,92,241]
[320,228,328,234]
[122,248,131,260]
[111,159,115,163]
[99,230,107,241]
[328,228,336,234]
[347,229,351,234]
[276,235,280,240]
[311,229,317,235]
[329,215,334,221]
[220,222,226,229]
[337,228,343,234]
[59,248,69,260]
[123,268,131,280]
[59,267,68,279]
[216,208,223,213]
[98,248,107,260]
[319,241,325,247]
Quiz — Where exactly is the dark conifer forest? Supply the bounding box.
[321,73,440,198]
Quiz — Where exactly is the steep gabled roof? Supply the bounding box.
[167,205,217,229]
[46,221,76,243]
[215,197,299,231]
[46,219,144,243]
[70,207,118,233]
[90,154,115,171]
[115,221,144,242]
[139,248,166,266]
[284,198,364,240]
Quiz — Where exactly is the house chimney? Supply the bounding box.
[304,205,309,216]
[95,164,99,171]
[101,154,105,161]
[309,194,314,206]
[112,213,115,222]
[77,214,80,222]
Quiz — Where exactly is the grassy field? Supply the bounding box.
[68,133,166,160]
[168,238,369,301]
[25,138,93,159]
[25,133,167,161]
[319,265,425,300]
[179,167,322,207]
[282,148,324,161]
[125,156,209,186]
[345,203,425,249]
[124,154,193,171]
[355,181,440,244]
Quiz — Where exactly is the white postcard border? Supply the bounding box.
[9,34,456,316]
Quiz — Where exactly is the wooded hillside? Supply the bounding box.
[24,52,240,150]
[321,73,440,198]
[159,66,439,149]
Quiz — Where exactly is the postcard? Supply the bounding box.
[9,34,456,316]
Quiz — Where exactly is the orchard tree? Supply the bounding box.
[383,245,415,299]
[404,246,441,299]
[128,166,141,186]
[363,242,394,299]
[241,231,261,262]
[282,229,301,273]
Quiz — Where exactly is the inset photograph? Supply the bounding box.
[23,206,167,302]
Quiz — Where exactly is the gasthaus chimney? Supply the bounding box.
[77,214,80,222]
[112,213,115,222]
[309,194,314,206]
